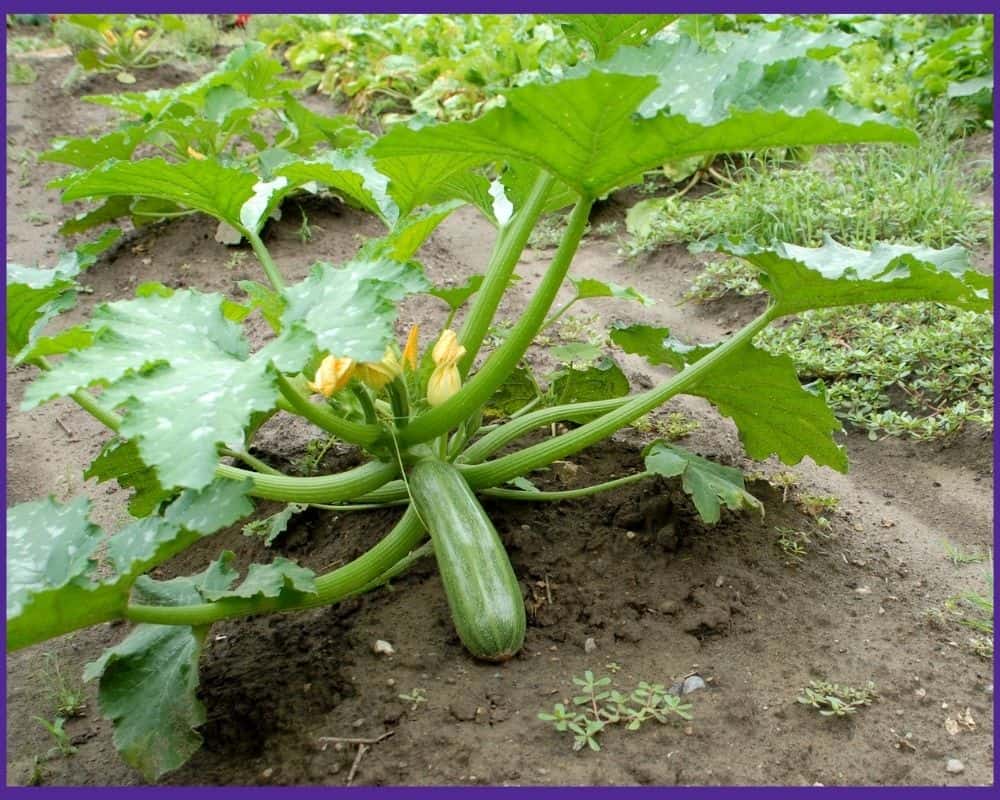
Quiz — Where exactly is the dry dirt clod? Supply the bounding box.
[584,637,597,654]
[373,639,395,656]
[945,759,965,774]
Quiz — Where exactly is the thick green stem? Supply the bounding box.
[482,471,653,501]
[351,384,378,425]
[245,229,285,292]
[219,447,283,476]
[459,397,628,465]
[463,310,776,488]
[125,506,426,626]
[458,171,556,377]
[215,459,397,503]
[400,196,594,448]
[276,372,381,447]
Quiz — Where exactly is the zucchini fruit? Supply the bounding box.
[408,458,526,661]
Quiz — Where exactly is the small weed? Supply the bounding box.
[527,214,569,249]
[605,661,622,674]
[941,541,987,566]
[33,716,77,758]
[538,670,692,752]
[945,587,994,636]
[797,680,877,717]
[38,653,87,719]
[591,221,620,239]
[225,251,248,270]
[796,493,840,519]
[775,527,810,562]
[631,412,701,441]
[26,210,51,226]
[297,206,317,244]
[27,756,45,786]
[398,688,427,710]
[684,257,762,303]
[967,635,993,659]
[8,62,38,85]
[296,435,338,476]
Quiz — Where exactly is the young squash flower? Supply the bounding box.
[132,30,148,46]
[102,29,119,46]
[186,146,207,161]
[356,348,403,391]
[402,325,420,371]
[427,329,466,407]
[308,355,355,397]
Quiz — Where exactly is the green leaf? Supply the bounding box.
[570,276,653,305]
[358,200,464,263]
[550,342,603,364]
[553,14,678,59]
[199,557,317,602]
[506,476,540,493]
[242,503,305,546]
[24,290,314,489]
[550,356,630,404]
[162,478,255,535]
[690,342,848,471]
[280,93,372,153]
[6,496,104,621]
[85,438,174,517]
[484,364,541,418]
[429,274,484,312]
[57,157,262,231]
[60,196,134,236]
[42,127,146,169]
[698,236,992,316]
[6,229,121,362]
[644,441,763,524]
[84,623,208,780]
[372,34,915,199]
[277,149,398,225]
[237,280,286,332]
[610,323,716,370]
[281,258,428,363]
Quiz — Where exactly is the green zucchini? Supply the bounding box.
[408,458,526,662]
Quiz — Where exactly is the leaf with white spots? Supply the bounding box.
[199,557,316,602]
[281,257,429,362]
[23,290,315,490]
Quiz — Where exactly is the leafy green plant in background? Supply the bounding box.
[7,17,992,780]
[798,680,878,716]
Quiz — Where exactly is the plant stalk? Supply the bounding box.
[276,372,381,447]
[245,229,286,292]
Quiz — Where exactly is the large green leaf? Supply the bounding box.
[6,229,121,362]
[277,149,398,225]
[56,158,264,232]
[690,343,848,471]
[85,438,174,518]
[281,257,429,362]
[698,237,992,316]
[644,441,763,524]
[84,623,208,781]
[549,356,630,405]
[42,127,146,169]
[23,290,314,489]
[610,322,716,370]
[198,556,316,601]
[553,14,678,59]
[357,201,464,262]
[6,482,252,650]
[570,276,653,305]
[372,33,914,199]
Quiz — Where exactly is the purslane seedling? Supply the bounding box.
[7,18,992,779]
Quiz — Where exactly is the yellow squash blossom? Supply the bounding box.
[308,356,355,397]
[187,146,207,161]
[427,329,466,407]
[132,30,148,46]
[356,348,403,391]
[102,29,119,46]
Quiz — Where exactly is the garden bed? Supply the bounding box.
[6,47,994,787]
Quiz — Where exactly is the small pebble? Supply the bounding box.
[681,675,706,695]
[855,586,872,595]
[658,600,679,615]
[584,637,597,654]
[260,767,274,780]
[715,575,725,588]
[985,684,993,696]
[373,639,395,656]
[352,718,365,728]
[945,759,965,774]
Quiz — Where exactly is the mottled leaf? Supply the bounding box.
[277,149,398,225]
[554,14,677,59]
[549,356,630,404]
[610,323,716,370]
[429,274,485,312]
[698,236,992,316]
[570,276,653,305]
[85,438,174,518]
[243,503,305,546]
[281,258,428,362]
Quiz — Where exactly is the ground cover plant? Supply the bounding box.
[6,16,994,781]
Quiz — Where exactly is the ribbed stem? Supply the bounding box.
[459,397,628,465]
[215,459,397,503]
[245,229,285,292]
[400,195,594,447]
[276,372,381,447]
[481,471,652,501]
[462,310,775,488]
[125,506,426,626]
[457,170,556,377]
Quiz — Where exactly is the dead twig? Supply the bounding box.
[346,743,368,785]
[318,730,394,749]
[55,417,78,441]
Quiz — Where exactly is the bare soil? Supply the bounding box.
[5,51,995,787]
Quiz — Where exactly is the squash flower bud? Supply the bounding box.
[356,348,403,392]
[132,30,148,46]
[402,325,420,371]
[308,355,355,397]
[187,146,207,161]
[427,330,466,407]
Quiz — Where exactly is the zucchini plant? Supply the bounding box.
[7,19,992,780]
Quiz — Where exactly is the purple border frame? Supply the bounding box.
[2,1,997,794]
